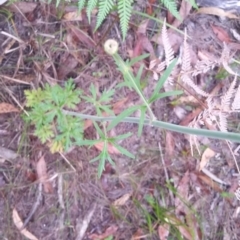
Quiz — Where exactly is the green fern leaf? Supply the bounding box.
[78,0,86,12]
[87,0,98,23]
[95,0,114,30]
[160,0,181,20]
[118,0,134,40]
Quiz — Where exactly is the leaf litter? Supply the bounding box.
[1,0,240,239]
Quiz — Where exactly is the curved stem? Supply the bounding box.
[63,110,240,143]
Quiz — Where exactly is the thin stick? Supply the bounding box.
[0,74,30,85]
[158,142,174,205]
[0,31,24,44]
[59,152,76,172]
[75,203,97,240]
[58,174,65,209]
[202,168,230,186]
[21,183,43,230]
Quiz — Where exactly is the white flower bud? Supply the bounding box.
[104,39,119,55]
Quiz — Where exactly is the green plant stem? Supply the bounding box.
[63,110,240,143]
[113,53,156,121]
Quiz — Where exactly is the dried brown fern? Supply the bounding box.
[180,29,209,97]
[162,19,174,67]
[218,112,228,132]
[148,19,240,194]
[232,85,240,110]
[192,59,218,76]
[149,19,177,83]
[181,29,191,73]
[220,43,239,76]
[221,75,237,111]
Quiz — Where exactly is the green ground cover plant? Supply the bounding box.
[24,40,240,177]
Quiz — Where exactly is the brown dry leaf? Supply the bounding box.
[197,7,239,19]
[158,224,170,240]
[189,171,211,195]
[15,73,35,83]
[167,8,175,25]
[131,228,144,240]
[94,142,120,154]
[137,19,149,35]
[112,97,129,114]
[167,214,193,240]
[89,225,118,240]
[66,22,96,49]
[185,212,202,240]
[133,20,155,60]
[196,172,222,192]
[175,171,190,215]
[36,156,53,193]
[113,192,132,206]
[199,148,216,171]
[178,224,195,240]
[0,103,19,114]
[172,0,192,28]
[9,2,37,13]
[130,21,155,76]
[63,11,82,21]
[84,119,93,130]
[12,208,38,240]
[132,34,152,59]
[210,24,231,43]
[57,54,78,80]
[146,0,156,15]
[165,132,175,157]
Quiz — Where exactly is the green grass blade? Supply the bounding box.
[150,90,183,103]
[128,53,150,66]
[107,105,140,131]
[113,143,135,158]
[149,58,178,103]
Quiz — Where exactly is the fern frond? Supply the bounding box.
[182,75,209,97]
[149,59,166,80]
[160,0,180,20]
[192,59,217,76]
[218,112,228,132]
[86,0,98,23]
[221,75,237,110]
[118,0,134,40]
[181,28,191,73]
[189,117,201,155]
[232,84,240,110]
[220,43,239,76]
[235,184,240,200]
[78,0,86,12]
[95,0,114,30]
[162,19,174,66]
